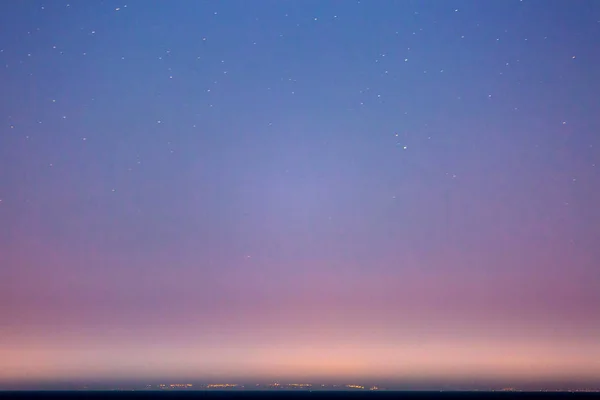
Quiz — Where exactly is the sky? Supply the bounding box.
[1,0,600,389]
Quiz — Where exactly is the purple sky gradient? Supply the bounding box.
[1,0,600,388]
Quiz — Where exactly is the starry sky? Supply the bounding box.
[1,0,600,389]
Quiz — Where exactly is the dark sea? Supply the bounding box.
[0,391,598,400]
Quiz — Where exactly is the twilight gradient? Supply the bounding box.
[1,0,600,389]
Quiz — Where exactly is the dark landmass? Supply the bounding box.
[1,390,600,400]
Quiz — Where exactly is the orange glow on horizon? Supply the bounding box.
[2,333,599,384]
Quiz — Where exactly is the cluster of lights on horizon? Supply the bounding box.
[152,382,377,390]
